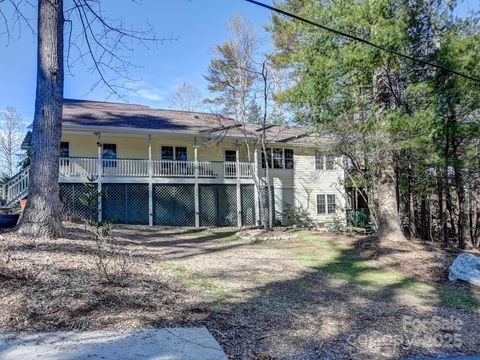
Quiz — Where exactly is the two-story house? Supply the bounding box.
[4,99,346,227]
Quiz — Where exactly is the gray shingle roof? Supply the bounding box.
[62,99,320,146]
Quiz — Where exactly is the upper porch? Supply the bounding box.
[58,132,258,182]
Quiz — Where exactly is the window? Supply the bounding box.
[261,149,272,168]
[325,155,335,170]
[284,149,294,169]
[102,143,117,168]
[224,150,237,162]
[60,142,69,158]
[327,195,336,214]
[273,148,283,169]
[317,194,336,215]
[315,152,335,170]
[317,194,326,214]
[103,144,117,159]
[162,146,188,161]
[161,146,174,160]
[315,151,324,170]
[262,148,294,169]
[175,147,188,161]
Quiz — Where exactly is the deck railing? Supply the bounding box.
[60,157,97,177]
[102,158,149,177]
[2,158,255,206]
[57,157,254,179]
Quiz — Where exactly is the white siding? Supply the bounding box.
[258,146,346,225]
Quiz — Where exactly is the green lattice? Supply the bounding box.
[153,184,195,226]
[259,186,276,226]
[199,185,237,227]
[102,183,149,224]
[241,184,256,226]
[59,183,98,221]
[199,185,217,227]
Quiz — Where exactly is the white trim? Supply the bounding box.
[60,176,255,185]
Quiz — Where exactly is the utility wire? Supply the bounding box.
[245,0,480,83]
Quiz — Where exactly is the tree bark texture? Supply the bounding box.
[373,70,406,242]
[376,152,406,241]
[18,0,64,238]
[407,159,416,239]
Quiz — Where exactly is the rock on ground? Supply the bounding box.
[449,253,480,286]
[0,328,227,360]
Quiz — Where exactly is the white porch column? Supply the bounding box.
[253,146,260,226]
[194,141,200,228]
[236,143,242,227]
[96,134,103,223]
[148,135,153,226]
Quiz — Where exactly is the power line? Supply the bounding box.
[245,0,480,83]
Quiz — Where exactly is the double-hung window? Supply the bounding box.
[60,142,70,167]
[317,194,336,214]
[103,144,117,168]
[272,149,283,169]
[284,149,294,169]
[262,148,294,169]
[161,146,188,161]
[315,152,335,170]
[60,142,70,158]
[175,147,188,161]
[261,149,272,169]
[224,150,237,162]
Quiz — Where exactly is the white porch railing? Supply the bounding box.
[60,157,97,177]
[102,158,149,177]
[3,167,29,206]
[152,160,195,177]
[198,161,253,179]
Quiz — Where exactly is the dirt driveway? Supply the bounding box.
[1,225,479,359]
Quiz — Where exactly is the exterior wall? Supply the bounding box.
[258,146,346,225]
[61,133,250,162]
[60,132,346,226]
[293,147,346,224]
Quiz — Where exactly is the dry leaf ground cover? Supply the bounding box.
[0,224,479,359]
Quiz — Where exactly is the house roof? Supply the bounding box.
[29,99,326,147]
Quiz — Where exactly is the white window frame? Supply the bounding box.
[317,194,336,215]
[315,152,335,170]
[224,149,237,162]
[262,148,294,170]
[161,145,188,161]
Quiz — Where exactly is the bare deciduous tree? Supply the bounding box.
[205,15,284,230]
[1,1,168,238]
[169,81,203,112]
[0,107,25,178]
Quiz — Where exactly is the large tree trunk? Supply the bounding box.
[373,68,405,242]
[438,175,448,248]
[407,158,416,238]
[475,142,480,248]
[454,166,473,249]
[376,152,406,241]
[18,0,64,238]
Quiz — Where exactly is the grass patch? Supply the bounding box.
[157,262,231,307]
[277,230,480,311]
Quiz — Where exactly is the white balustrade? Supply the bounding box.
[59,157,97,177]
[152,160,195,177]
[102,158,149,177]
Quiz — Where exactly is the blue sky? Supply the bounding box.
[0,0,273,123]
[0,0,476,123]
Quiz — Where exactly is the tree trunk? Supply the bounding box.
[446,189,458,239]
[407,158,416,239]
[454,166,473,249]
[17,0,64,238]
[376,152,406,241]
[475,142,480,247]
[438,175,448,247]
